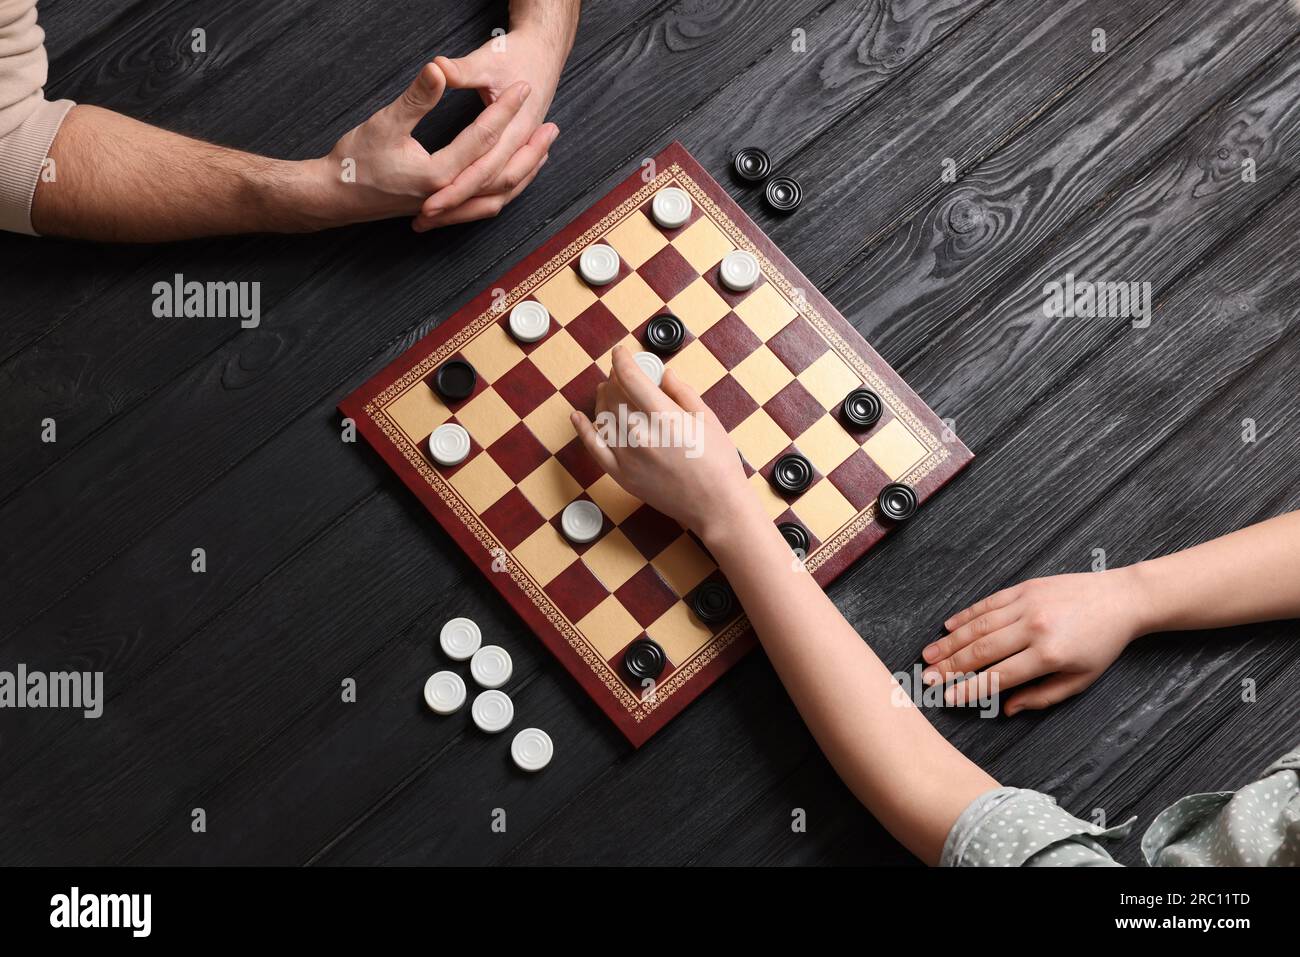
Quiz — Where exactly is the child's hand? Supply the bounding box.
[570,347,757,541]
[922,570,1146,716]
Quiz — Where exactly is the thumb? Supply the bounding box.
[383,62,446,134]
[1004,673,1091,716]
[434,51,494,93]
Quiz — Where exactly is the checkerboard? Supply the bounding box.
[340,143,971,746]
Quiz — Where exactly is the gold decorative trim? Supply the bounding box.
[361,163,953,719]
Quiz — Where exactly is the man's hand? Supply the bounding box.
[922,571,1145,715]
[309,62,553,231]
[411,2,578,231]
[31,62,554,241]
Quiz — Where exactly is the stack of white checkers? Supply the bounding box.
[424,617,553,772]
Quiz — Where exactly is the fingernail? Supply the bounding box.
[921,644,938,662]
[518,82,532,100]
[921,670,938,686]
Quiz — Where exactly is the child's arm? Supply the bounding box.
[924,512,1300,716]
[572,348,999,864]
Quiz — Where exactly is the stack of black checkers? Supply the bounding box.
[731,147,802,214]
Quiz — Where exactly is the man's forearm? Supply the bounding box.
[510,0,580,55]
[1129,510,1300,635]
[31,105,335,242]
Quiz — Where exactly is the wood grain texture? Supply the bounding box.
[2,0,1297,865]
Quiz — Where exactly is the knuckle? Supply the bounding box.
[473,121,500,149]
[1037,643,1064,670]
[1026,610,1052,634]
[969,637,993,661]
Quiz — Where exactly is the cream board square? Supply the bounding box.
[647,601,714,664]
[650,535,716,596]
[602,272,664,330]
[578,596,644,659]
[862,419,929,480]
[734,283,798,340]
[605,210,669,268]
[534,267,598,323]
[671,215,733,273]
[798,350,862,410]
[513,524,577,586]
[455,387,518,447]
[588,474,641,522]
[666,339,727,393]
[582,529,645,591]
[386,382,450,445]
[798,416,861,474]
[794,480,857,542]
[461,322,525,382]
[518,457,583,518]
[731,346,795,405]
[524,392,578,453]
[530,329,592,387]
[448,454,513,513]
[667,277,732,333]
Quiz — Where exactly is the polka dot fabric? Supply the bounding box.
[941,747,1300,867]
[941,788,1130,867]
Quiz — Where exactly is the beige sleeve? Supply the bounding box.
[0,0,74,235]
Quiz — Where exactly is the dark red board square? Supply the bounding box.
[701,375,760,431]
[698,312,763,370]
[560,363,606,418]
[567,301,627,359]
[827,449,892,511]
[636,244,696,302]
[768,316,829,375]
[763,379,827,439]
[555,436,605,489]
[545,559,608,623]
[492,358,552,418]
[488,422,551,483]
[614,567,679,628]
[481,487,546,550]
[618,504,682,560]
[494,296,557,355]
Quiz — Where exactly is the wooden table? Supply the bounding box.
[2,0,1297,866]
